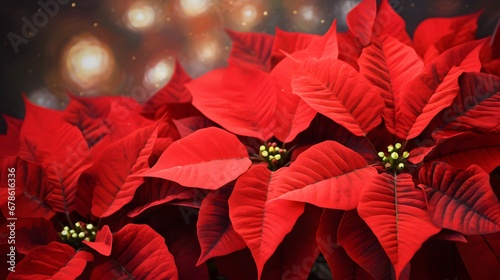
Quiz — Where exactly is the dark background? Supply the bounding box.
[1,0,499,132]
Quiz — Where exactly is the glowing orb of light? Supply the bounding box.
[300,5,316,21]
[62,35,115,90]
[143,58,174,90]
[240,4,258,28]
[196,37,221,63]
[28,87,64,109]
[126,2,156,30]
[179,0,210,17]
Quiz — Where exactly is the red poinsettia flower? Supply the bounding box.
[0,96,184,279]
[137,0,500,279]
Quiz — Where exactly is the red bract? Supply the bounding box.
[3,0,500,279]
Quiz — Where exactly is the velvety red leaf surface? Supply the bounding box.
[358,35,423,135]
[0,157,55,220]
[346,0,376,47]
[316,209,375,280]
[292,57,384,136]
[301,20,339,60]
[8,242,93,280]
[141,60,192,119]
[418,162,500,235]
[127,178,193,218]
[373,0,412,46]
[268,205,322,280]
[413,12,481,62]
[292,114,378,162]
[140,127,251,190]
[415,132,500,174]
[15,218,58,254]
[433,229,468,243]
[0,115,22,156]
[396,40,485,140]
[172,116,214,138]
[428,72,500,138]
[64,95,151,156]
[91,123,159,217]
[456,233,500,279]
[196,184,246,265]
[83,225,112,256]
[270,28,317,66]
[18,99,92,215]
[270,57,316,143]
[215,205,322,280]
[273,141,378,210]
[90,224,178,280]
[226,29,274,71]
[338,211,393,280]
[358,173,441,279]
[229,165,304,278]
[187,66,276,140]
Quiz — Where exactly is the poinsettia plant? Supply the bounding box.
[1,0,500,279]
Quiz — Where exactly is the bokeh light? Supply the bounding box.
[28,87,65,109]
[61,34,115,91]
[296,5,321,30]
[126,2,156,30]
[195,36,222,64]
[143,57,174,90]
[224,1,265,30]
[179,0,211,17]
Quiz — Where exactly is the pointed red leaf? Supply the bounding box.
[294,114,378,162]
[413,12,481,62]
[316,209,375,280]
[270,204,322,279]
[456,233,500,279]
[273,141,378,209]
[8,242,93,280]
[16,218,58,254]
[172,116,214,138]
[142,60,192,119]
[420,132,500,173]
[0,115,22,157]
[305,20,339,60]
[337,32,362,70]
[0,158,55,219]
[270,57,316,142]
[228,165,304,278]
[373,0,412,46]
[18,99,92,215]
[418,162,500,235]
[91,122,159,217]
[358,173,441,278]
[90,224,178,279]
[64,95,151,151]
[187,66,276,140]
[83,225,112,256]
[271,27,317,66]
[197,185,247,265]
[397,40,485,140]
[429,72,500,138]
[292,57,384,136]
[140,127,251,190]
[226,29,274,71]
[358,35,423,135]
[433,229,468,243]
[347,0,376,47]
[128,179,194,218]
[338,211,393,280]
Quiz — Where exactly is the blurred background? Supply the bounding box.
[0,0,499,131]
